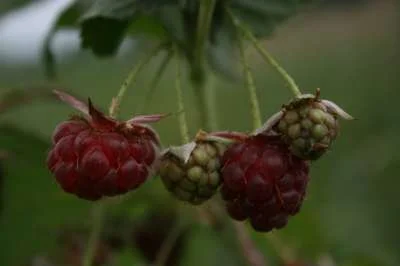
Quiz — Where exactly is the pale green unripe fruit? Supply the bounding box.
[275,97,341,160]
[159,141,227,205]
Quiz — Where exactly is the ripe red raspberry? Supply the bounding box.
[220,134,310,232]
[46,90,164,201]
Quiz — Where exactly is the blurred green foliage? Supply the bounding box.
[0,0,399,266]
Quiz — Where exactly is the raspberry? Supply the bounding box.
[159,131,247,205]
[47,90,164,201]
[259,89,353,160]
[220,134,310,232]
[159,140,227,205]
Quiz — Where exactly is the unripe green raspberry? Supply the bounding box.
[159,140,227,205]
[259,89,353,160]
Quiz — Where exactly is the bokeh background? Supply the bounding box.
[0,0,399,265]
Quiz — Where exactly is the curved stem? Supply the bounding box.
[237,33,262,129]
[227,9,302,98]
[234,222,267,266]
[109,43,164,117]
[174,47,190,143]
[195,0,216,72]
[192,0,218,131]
[204,75,218,131]
[154,220,185,266]
[82,202,104,266]
[193,74,218,131]
[136,49,173,114]
[265,233,297,263]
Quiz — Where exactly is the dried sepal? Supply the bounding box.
[53,89,89,115]
[253,110,284,136]
[321,99,354,120]
[53,89,165,145]
[195,130,249,144]
[126,113,170,125]
[162,142,197,164]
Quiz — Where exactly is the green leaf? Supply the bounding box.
[42,0,82,79]
[207,13,239,81]
[80,0,179,56]
[230,0,299,38]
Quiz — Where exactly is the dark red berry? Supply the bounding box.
[47,90,164,201]
[221,134,310,232]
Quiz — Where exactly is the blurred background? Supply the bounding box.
[0,0,399,265]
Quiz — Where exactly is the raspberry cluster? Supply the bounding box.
[46,89,351,233]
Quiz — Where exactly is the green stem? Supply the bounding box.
[109,43,164,117]
[237,33,262,129]
[136,48,173,114]
[205,75,218,131]
[227,9,302,98]
[154,220,185,266]
[192,0,218,131]
[82,202,104,266]
[195,0,216,71]
[192,74,218,131]
[174,47,190,143]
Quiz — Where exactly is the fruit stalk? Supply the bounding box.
[194,0,216,73]
[192,74,218,131]
[154,219,186,266]
[109,43,164,117]
[237,31,262,129]
[137,48,173,114]
[193,0,218,131]
[82,202,104,266]
[174,46,190,143]
[227,9,302,98]
[234,222,267,266]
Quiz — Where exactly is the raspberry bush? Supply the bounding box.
[0,1,360,266]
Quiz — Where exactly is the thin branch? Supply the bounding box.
[194,0,217,71]
[192,0,218,131]
[136,48,173,114]
[237,31,262,129]
[265,233,297,263]
[153,221,185,266]
[109,43,165,118]
[227,8,302,98]
[234,222,267,266]
[82,202,105,266]
[174,46,190,143]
